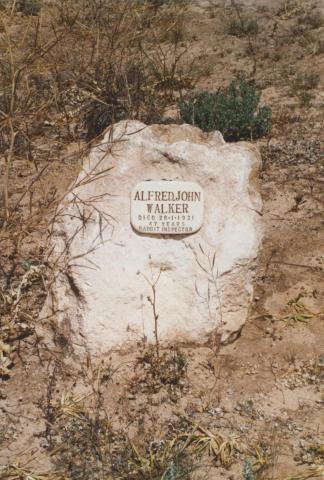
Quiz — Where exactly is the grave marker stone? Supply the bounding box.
[42,120,263,353]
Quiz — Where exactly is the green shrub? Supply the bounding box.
[179,76,271,141]
[243,459,256,480]
[16,0,42,15]
[298,91,313,108]
[138,0,187,9]
[148,0,169,7]
[227,18,258,36]
[149,0,187,5]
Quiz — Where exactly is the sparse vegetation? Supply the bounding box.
[16,0,42,15]
[302,11,324,30]
[49,389,235,480]
[227,18,258,37]
[132,345,188,396]
[243,459,256,480]
[280,293,318,327]
[77,1,194,140]
[298,91,314,108]
[292,72,320,92]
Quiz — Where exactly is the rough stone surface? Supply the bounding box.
[44,120,263,353]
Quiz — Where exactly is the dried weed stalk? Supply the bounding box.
[137,256,164,359]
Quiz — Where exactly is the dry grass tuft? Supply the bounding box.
[184,425,238,468]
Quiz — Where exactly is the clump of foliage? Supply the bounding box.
[16,0,42,15]
[179,76,271,141]
[227,18,258,36]
[298,91,314,108]
[292,72,320,92]
[146,0,173,7]
[301,11,324,30]
[140,0,187,9]
[243,459,256,480]
[131,346,188,395]
[290,72,319,108]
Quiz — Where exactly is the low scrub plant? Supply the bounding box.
[16,0,42,15]
[227,18,258,36]
[179,76,271,141]
[302,12,324,30]
[141,0,187,7]
[292,72,320,91]
[243,459,256,480]
[298,91,314,108]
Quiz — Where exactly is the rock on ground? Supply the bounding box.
[43,121,263,353]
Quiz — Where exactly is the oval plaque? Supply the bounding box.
[131,180,204,235]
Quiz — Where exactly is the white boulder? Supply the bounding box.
[44,121,263,353]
